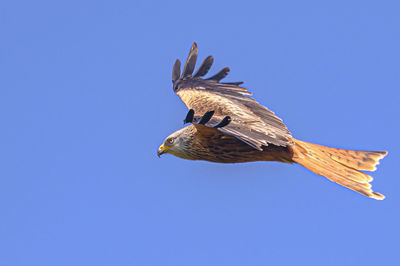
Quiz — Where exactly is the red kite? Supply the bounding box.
[158,43,387,200]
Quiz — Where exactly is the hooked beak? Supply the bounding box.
[157,144,168,157]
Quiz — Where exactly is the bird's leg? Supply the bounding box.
[184,109,195,124]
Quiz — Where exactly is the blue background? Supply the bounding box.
[1,1,399,265]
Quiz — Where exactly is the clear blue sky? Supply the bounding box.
[1,1,399,265]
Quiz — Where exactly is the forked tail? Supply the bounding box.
[291,139,387,200]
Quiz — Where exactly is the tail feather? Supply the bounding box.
[292,139,387,200]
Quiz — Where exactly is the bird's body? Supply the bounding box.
[158,42,387,200]
[169,125,293,163]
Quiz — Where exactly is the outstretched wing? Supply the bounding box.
[171,42,293,150]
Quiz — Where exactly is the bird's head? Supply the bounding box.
[157,126,195,159]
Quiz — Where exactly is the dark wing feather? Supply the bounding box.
[172,59,181,83]
[193,56,214,78]
[206,67,230,82]
[172,42,293,150]
[181,42,198,77]
[221,81,244,86]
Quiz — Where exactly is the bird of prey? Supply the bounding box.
[157,42,387,200]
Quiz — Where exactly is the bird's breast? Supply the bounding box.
[193,133,292,163]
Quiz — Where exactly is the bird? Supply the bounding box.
[157,42,388,200]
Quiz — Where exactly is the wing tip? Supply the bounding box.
[173,43,247,93]
[207,67,230,82]
[193,55,214,78]
[172,59,181,83]
[182,42,199,77]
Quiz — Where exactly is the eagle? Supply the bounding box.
[157,42,387,200]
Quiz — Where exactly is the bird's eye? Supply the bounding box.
[167,138,175,145]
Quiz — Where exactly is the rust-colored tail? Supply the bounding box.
[291,139,387,200]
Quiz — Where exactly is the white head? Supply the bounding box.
[157,126,196,159]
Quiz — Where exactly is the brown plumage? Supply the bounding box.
[158,42,388,200]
